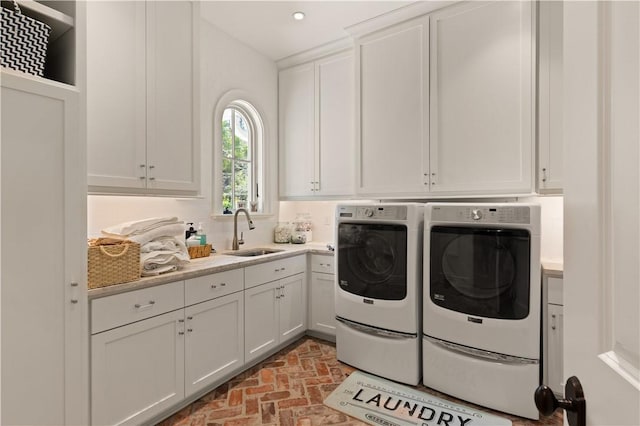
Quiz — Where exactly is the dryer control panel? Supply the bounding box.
[337,205,407,221]
[430,205,531,224]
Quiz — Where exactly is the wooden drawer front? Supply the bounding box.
[91,281,184,334]
[547,276,563,305]
[245,255,306,289]
[185,268,244,306]
[311,254,334,273]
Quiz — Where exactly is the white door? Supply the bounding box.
[316,51,355,196]
[1,73,87,425]
[86,0,147,189]
[278,273,306,342]
[310,272,337,336]
[429,1,533,195]
[146,0,199,192]
[91,310,185,426]
[279,63,315,197]
[562,2,640,424]
[244,281,279,363]
[184,292,244,397]
[356,15,430,197]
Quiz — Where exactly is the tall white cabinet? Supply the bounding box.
[279,50,354,198]
[86,0,199,194]
[1,71,87,425]
[428,1,534,194]
[537,0,563,193]
[355,16,430,197]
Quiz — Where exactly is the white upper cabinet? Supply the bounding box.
[537,0,563,193]
[279,50,354,198]
[429,1,534,195]
[356,16,430,197]
[87,0,199,194]
[279,62,316,197]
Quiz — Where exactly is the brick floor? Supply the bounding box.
[156,337,563,426]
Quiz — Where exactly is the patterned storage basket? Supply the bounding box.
[88,242,141,289]
[0,0,51,76]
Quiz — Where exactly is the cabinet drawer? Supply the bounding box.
[245,255,306,289]
[185,268,244,306]
[91,281,184,334]
[547,276,563,305]
[311,254,334,273]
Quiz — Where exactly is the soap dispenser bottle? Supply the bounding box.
[185,223,196,240]
[197,222,207,245]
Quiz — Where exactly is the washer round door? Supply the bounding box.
[337,223,407,300]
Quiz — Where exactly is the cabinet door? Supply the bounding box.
[278,273,306,343]
[310,272,336,336]
[429,1,534,194]
[279,63,315,197]
[316,51,355,196]
[146,1,199,192]
[538,0,563,193]
[91,310,185,426]
[244,281,279,363]
[356,16,430,196]
[1,73,87,425]
[547,303,564,394]
[86,0,147,189]
[185,292,244,397]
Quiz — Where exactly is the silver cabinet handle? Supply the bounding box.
[187,328,193,332]
[148,177,155,181]
[187,316,193,320]
[178,331,185,335]
[275,268,280,272]
[221,282,226,287]
[70,282,79,304]
[551,314,557,330]
[134,300,156,309]
[542,167,548,183]
[211,284,218,289]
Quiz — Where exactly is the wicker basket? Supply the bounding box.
[188,244,212,259]
[0,1,51,77]
[88,242,141,289]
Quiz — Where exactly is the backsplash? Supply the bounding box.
[279,196,564,262]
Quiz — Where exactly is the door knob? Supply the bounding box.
[534,376,586,426]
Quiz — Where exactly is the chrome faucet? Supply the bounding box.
[232,208,255,250]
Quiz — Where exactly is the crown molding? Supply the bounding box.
[276,37,354,69]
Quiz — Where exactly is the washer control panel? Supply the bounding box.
[337,205,407,221]
[430,205,531,224]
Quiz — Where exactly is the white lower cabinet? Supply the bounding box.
[543,273,564,396]
[91,309,185,426]
[309,255,336,337]
[91,275,244,425]
[184,292,244,397]
[245,273,306,363]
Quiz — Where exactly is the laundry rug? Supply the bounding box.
[324,371,512,426]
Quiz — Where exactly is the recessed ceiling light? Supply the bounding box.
[292,11,305,21]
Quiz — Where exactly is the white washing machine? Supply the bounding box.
[335,203,424,385]
[422,203,541,419]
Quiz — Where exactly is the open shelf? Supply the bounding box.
[1,0,77,85]
[12,0,74,42]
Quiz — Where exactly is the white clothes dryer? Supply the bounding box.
[422,203,541,419]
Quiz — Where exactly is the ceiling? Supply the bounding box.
[200,1,413,62]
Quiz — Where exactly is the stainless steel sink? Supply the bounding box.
[226,248,284,257]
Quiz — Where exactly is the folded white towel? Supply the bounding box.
[102,217,180,237]
[127,223,186,246]
[139,236,190,277]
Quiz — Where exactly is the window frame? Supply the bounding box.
[213,91,269,218]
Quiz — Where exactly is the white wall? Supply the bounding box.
[88,13,279,251]
[280,196,564,262]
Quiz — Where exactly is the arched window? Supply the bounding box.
[218,99,264,214]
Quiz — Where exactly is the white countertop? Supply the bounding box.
[88,242,334,300]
